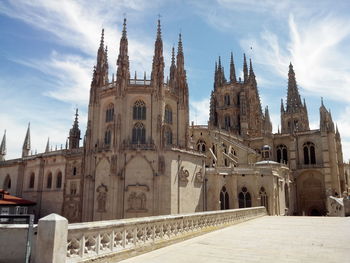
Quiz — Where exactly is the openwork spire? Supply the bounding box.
[151,18,164,95]
[286,62,303,113]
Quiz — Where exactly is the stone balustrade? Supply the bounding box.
[66,207,266,262]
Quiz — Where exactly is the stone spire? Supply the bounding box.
[243,53,248,83]
[68,109,81,149]
[215,56,226,87]
[263,106,272,134]
[176,33,188,107]
[169,46,177,92]
[286,63,303,113]
[280,99,285,113]
[229,52,236,83]
[320,99,335,133]
[116,18,130,95]
[0,130,6,161]
[45,137,50,153]
[90,28,109,104]
[22,123,31,157]
[281,63,309,133]
[249,58,255,79]
[151,19,165,96]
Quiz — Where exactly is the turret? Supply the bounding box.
[320,98,335,133]
[116,19,130,96]
[249,58,256,84]
[151,19,164,97]
[0,130,6,161]
[22,123,31,157]
[68,109,81,149]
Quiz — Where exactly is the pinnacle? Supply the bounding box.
[122,18,127,38]
[178,33,183,54]
[157,19,162,39]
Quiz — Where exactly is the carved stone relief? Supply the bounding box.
[195,168,204,183]
[96,184,108,212]
[127,192,147,212]
[179,166,190,182]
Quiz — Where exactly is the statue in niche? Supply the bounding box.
[127,192,147,212]
[96,184,108,212]
[179,166,190,182]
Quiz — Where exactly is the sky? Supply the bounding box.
[1,0,350,160]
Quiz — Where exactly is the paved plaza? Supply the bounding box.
[120,216,350,263]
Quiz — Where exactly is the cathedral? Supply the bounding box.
[0,19,348,222]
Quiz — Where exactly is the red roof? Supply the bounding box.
[0,189,36,206]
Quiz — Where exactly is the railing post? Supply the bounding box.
[35,213,68,263]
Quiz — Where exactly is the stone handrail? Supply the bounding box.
[66,207,266,262]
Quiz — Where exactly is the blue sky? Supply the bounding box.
[1,0,350,160]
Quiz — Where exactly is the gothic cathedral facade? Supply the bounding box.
[0,19,348,222]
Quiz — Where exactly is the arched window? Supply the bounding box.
[196,140,206,152]
[276,144,288,164]
[224,115,231,129]
[105,103,114,122]
[261,145,271,160]
[73,167,77,176]
[220,186,229,210]
[133,100,146,120]
[259,187,268,210]
[104,129,111,145]
[164,105,172,124]
[224,94,230,106]
[238,187,251,208]
[3,174,11,190]
[303,142,316,164]
[46,172,52,189]
[164,127,173,145]
[29,173,35,189]
[56,172,62,188]
[230,147,236,156]
[132,122,146,144]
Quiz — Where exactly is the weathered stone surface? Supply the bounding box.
[120,216,350,263]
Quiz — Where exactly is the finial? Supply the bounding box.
[171,46,175,65]
[218,56,222,68]
[157,16,161,39]
[230,52,234,64]
[177,33,183,54]
[100,28,104,48]
[122,18,127,38]
[321,97,324,106]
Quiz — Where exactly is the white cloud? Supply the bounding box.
[190,98,210,125]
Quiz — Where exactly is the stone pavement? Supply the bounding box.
[119,216,350,263]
